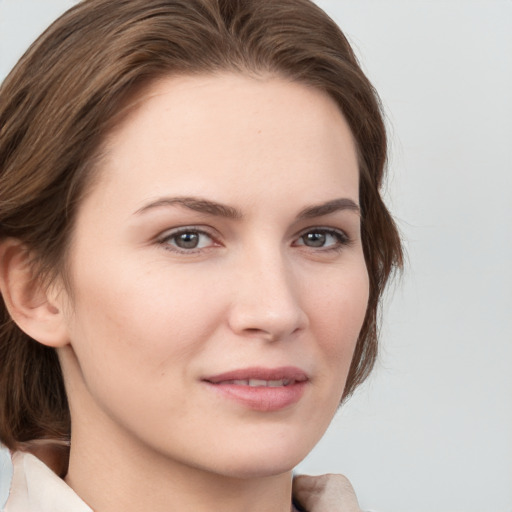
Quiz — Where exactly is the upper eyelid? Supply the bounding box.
[155,225,350,238]
[157,225,217,240]
[294,225,350,239]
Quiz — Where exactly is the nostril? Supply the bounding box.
[237,323,304,343]
[242,327,278,340]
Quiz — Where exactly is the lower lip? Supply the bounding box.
[204,381,307,412]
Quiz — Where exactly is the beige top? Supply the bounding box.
[3,451,92,512]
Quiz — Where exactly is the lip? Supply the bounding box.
[203,366,308,412]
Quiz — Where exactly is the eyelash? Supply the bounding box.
[157,226,218,254]
[157,226,351,254]
[293,227,351,252]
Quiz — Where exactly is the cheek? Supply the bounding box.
[293,263,369,440]
[304,260,369,409]
[61,267,226,437]
[309,264,369,352]
[63,258,225,392]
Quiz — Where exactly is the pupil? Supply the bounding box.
[176,232,199,249]
[305,232,325,247]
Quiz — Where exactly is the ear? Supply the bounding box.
[0,239,70,347]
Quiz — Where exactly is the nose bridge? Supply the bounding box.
[228,243,307,340]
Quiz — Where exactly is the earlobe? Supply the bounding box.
[0,238,70,348]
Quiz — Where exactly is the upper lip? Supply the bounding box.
[204,366,309,384]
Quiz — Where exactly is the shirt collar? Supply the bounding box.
[6,451,92,512]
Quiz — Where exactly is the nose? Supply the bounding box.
[227,248,308,342]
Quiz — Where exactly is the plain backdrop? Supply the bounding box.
[0,1,511,511]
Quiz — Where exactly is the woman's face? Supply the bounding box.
[58,73,369,477]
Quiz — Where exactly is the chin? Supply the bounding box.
[205,435,316,480]
[215,457,300,480]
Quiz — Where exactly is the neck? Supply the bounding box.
[66,416,294,512]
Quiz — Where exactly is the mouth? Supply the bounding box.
[203,366,309,411]
[217,378,295,387]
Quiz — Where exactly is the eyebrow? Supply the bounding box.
[297,198,360,219]
[135,197,242,219]
[134,196,360,220]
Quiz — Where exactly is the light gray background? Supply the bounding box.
[0,1,511,512]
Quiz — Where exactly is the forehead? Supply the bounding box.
[88,73,359,213]
[105,72,353,148]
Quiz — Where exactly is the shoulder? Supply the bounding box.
[293,473,363,512]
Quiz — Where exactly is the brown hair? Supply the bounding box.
[0,0,402,451]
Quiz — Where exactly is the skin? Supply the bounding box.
[1,73,368,512]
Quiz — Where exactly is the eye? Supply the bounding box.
[159,228,216,252]
[294,228,349,250]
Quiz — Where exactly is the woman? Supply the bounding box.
[0,1,402,511]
